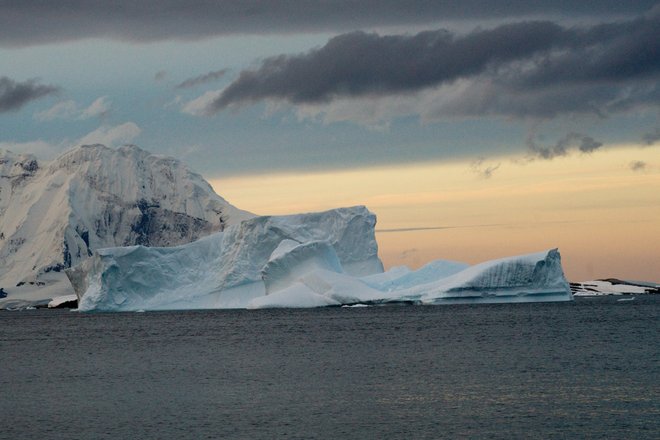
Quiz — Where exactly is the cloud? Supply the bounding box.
[34,100,78,121]
[205,22,568,111]
[1,121,140,160]
[377,227,451,233]
[79,96,111,119]
[181,90,223,116]
[629,160,648,171]
[470,157,501,179]
[642,127,660,145]
[33,96,111,121]
[0,139,66,159]
[527,132,604,160]
[196,11,659,121]
[2,2,654,47]
[0,76,59,113]
[176,69,228,89]
[76,122,141,147]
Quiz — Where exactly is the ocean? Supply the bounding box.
[1,296,658,439]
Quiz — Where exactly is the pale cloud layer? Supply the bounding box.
[0,121,141,158]
[181,90,224,116]
[76,122,141,147]
[35,96,112,121]
[79,96,111,119]
[0,139,66,159]
[34,100,78,121]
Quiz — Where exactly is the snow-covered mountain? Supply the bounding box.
[0,144,252,293]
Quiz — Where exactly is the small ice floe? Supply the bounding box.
[48,294,78,309]
[617,296,635,302]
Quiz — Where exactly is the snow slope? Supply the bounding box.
[0,144,252,308]
[70,206,384,311]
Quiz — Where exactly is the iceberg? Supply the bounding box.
[69,206,384,311]
[405,249,573,304]
[249,248,571,308]
[69,205,573,311]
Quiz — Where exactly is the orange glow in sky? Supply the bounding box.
[211,145,660,282]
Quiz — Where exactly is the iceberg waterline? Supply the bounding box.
[68,206,573,311]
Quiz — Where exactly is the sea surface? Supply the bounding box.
[1,296,658,439]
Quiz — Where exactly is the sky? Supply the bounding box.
[1,1,658,281]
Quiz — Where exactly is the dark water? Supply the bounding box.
[1,297,658,439]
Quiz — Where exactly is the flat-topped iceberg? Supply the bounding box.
[68,206,573,311]
[68,206,384,311]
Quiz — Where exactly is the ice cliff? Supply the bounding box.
[69,205,572,311]
[0,144,251,294]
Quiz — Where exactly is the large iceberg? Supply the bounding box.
[69,206,384,311]
[69,206,573,311]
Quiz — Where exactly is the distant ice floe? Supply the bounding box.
[68,206,573,311]
[571,279,659,296]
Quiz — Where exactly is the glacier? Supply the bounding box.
[69,206,573,311]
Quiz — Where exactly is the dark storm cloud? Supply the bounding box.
[0,77,59,113]
[176,70,229,89]
[211,21,566,108]
[204,9,660,118]
[1,1,656,47]
[526,132,604,159]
